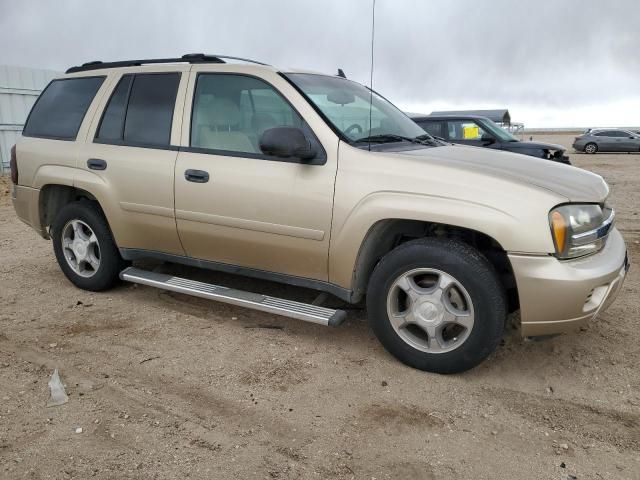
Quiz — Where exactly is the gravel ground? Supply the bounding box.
[0,135,639,479]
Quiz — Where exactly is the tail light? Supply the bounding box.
[10,145,18,184]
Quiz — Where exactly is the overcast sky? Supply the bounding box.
[1,0,638,128]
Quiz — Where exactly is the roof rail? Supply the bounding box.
[65,53,269,74]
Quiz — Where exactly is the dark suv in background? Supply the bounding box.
[411,114,570,164]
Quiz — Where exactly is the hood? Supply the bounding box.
[397,145,608,203]
[506,140,565,152]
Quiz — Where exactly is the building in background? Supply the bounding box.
[0,65,58,174]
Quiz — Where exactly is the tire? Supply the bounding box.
[584,142,598,154]
[51,201,127,291]
[366,238,506,374]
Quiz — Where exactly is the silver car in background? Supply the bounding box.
[573,128,640,154]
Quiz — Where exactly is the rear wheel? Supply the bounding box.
[584,142,598,154]
[51,201,126,291]
[366,238,506,374]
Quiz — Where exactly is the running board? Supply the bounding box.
[120,267,346,327]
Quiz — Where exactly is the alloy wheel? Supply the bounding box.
[61,219,101,278]
[386,268,475,353]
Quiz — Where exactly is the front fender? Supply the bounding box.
[328,191,557,289]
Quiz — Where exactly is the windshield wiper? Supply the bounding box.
[354,134,442,146]
[354,134,416,144]
[415,134,447,146]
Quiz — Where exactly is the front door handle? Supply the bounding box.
[87,158,107,170]
[184,169,210,183]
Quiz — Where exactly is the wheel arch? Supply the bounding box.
[38,184,107,239]
[349,218,519,312]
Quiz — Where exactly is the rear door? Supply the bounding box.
[79,67,189,256]
[594,130,622,152]
[173,68,338,281]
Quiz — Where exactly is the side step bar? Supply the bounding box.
[120,267,346,327]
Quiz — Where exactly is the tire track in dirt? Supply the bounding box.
[485,387,640,451]
[0,337,312,451]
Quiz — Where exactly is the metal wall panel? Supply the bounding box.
[0,65,59,174]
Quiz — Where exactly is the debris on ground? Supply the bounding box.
[139,356,160,364]
[47,369,69,407]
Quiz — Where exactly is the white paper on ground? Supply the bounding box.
[47,369,69,407]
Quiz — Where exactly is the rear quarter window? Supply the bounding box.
[23,76,105,140]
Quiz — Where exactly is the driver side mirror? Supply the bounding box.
[259,127,317,162]
[481,133,495,145]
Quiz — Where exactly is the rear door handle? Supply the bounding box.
[184,169,210,183]
[87,158,107,170]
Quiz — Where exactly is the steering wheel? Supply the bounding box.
[345,123,363,136]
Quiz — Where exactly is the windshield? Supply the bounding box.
[286,73,427,144]
[477,118,518,142]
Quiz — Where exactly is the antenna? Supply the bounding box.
[368,0,376,151]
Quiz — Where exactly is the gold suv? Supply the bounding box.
[10,54,629,373]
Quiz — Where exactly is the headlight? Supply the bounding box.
[549,204,614,259]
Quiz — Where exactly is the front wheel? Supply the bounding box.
[51,201,127,291]
[366,238,506,374]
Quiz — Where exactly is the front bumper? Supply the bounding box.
[508,228,628,336]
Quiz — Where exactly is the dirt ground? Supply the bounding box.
[1,135,639,480]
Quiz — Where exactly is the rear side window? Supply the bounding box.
[96,73,180,147]
[594,130,625,137]
[607,131,629,138]
[417,120,443,138]
[23,77,105,140]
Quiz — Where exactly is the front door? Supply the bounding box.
[620,131,640,152]
[174,71,337,281]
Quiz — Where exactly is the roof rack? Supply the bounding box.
[65,53,269,74]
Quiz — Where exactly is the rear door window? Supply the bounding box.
[23,76,105,140]
[96,75,133,141]
[606,131,629,138]
[96,73,180,147]
[417,120,444,138]
[124,73,180,146]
